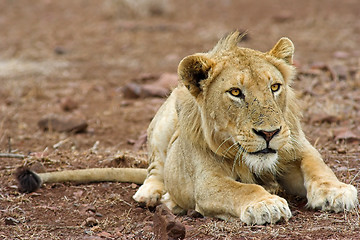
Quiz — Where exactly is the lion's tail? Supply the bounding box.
[15,167,147,193]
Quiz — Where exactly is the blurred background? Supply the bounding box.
[0,0,359,239]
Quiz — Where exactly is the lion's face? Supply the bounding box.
[203,55,292,173]
[178,34,296,174]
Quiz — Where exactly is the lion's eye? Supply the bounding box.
[229,88,242,97]
[271,83,281,92]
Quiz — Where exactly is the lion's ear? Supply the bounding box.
[178,54,215,96]
[269,37,294,64]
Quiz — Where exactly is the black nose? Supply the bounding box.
[252,128,281,143]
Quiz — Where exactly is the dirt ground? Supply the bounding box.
[0,0,360,239]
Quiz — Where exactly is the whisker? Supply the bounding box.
[221,141,239,162]
[232,146,243,173]
[239,146,248,166]
[287,136,300,159]
[232,143,248,174]
[214,136,233,157]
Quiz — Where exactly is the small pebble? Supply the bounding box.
[337,148,346,154]
[82,217,98,227]
[5,217,20,225]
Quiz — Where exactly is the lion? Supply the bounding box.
[16,31,358,225]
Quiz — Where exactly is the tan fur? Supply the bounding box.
[37,168,147,184]
[24,32,358,225]
[133,31,358,224]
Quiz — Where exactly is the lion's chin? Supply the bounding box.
[243,153,278,175]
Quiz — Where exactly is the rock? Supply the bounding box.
[122,72,178,99]
[122,83,169,99]
[82,217,98,227]
[102,151,141,168]
[156,73,178,89]
[120,100,132,107]
[73,190,84,200]
[273,11,293,23]
[153,204,186,240]
[141,84,169,98]
[97,231,112,238]
[38,115,88,133]
[310,113,341,124]
[334,128,360,142]
[85,205,96,213]
[60,97,78,111]
[54,46,67,55]
[333,51,349,59]
[4,217,20,225]
[122,83,142,99]
[136,73,160,82]
[337,148,347,154]
[329,64,348,80]
[79,204,97,216]
[310,61,328,71]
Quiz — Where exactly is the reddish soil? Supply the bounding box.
[0,0,359,239]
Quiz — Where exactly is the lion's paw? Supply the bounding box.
[160,192,186,215]
[240,195,291,225]
[307,181,358,212]
[133,181,164,207]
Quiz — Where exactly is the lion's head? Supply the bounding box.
[178,32,300,174]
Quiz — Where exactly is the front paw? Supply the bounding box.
[133,180,164,207]
[307,181,358,212]
[240,195,292,225]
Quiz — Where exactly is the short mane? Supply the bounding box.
[208,31,246,56]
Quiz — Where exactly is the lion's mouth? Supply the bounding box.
[249,148,277,155]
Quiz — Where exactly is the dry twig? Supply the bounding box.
[0,153,25,159]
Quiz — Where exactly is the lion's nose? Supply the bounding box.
[252,128,281,143]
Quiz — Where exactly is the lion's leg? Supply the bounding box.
[194,174,291,225]
[160,192,186,215]
[133,91,178,207]
[133,152,165,207]
[278,161,307,197]
[300,144,358,212]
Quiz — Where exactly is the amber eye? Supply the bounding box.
[271,83,281,92]
[229,88,242,97]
